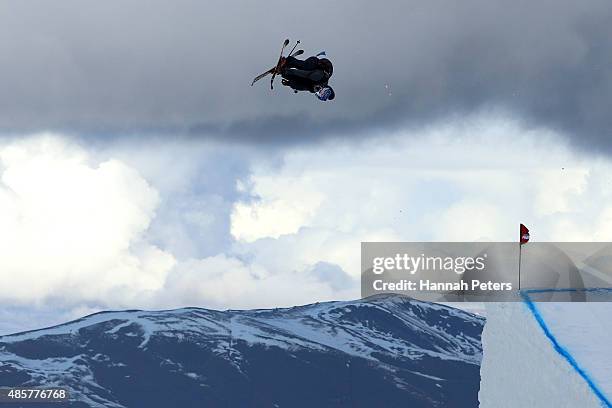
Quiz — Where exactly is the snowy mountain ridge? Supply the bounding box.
[0,295,484,407]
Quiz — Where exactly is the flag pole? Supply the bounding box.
[518,242,522,291]
[518,223,530,291]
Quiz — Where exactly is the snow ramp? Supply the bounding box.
[479,291,612,408]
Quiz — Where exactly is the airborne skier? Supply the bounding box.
[279,53,335,101]
[251,40,335,102]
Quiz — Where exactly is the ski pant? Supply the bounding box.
[285,56,321,71]
[283,56,326,83]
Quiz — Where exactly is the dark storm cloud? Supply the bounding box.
[1,0,612,151]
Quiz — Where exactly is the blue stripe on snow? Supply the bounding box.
[521,290,612,408]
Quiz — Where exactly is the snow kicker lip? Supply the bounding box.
[521,288,612,408]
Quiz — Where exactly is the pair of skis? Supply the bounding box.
[251,39,304,89]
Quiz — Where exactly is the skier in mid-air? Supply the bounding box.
[251,40,335,102]
[279,53,335,101]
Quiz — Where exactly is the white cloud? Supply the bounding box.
[229,114,612,282]
[0,134,356,333]
[432,200,505,241]
[0,135,175,306]
[534,169,589,216]
[231,175,324,242]
[5,114,612,334]
[159,254,350,310]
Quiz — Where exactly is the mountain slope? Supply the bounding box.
[0,295,484,407]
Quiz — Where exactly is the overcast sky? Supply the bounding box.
[1,1,612,334]
[1,0,612,150]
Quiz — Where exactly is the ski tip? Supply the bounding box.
[284,39,290,45]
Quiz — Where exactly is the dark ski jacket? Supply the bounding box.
[280,56,333,93]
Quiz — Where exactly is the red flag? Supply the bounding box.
[520,224,530,245]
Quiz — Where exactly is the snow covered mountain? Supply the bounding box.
[0,295,484,407]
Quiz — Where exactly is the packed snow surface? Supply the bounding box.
[479,300,611,408]
[536,302,612,404]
